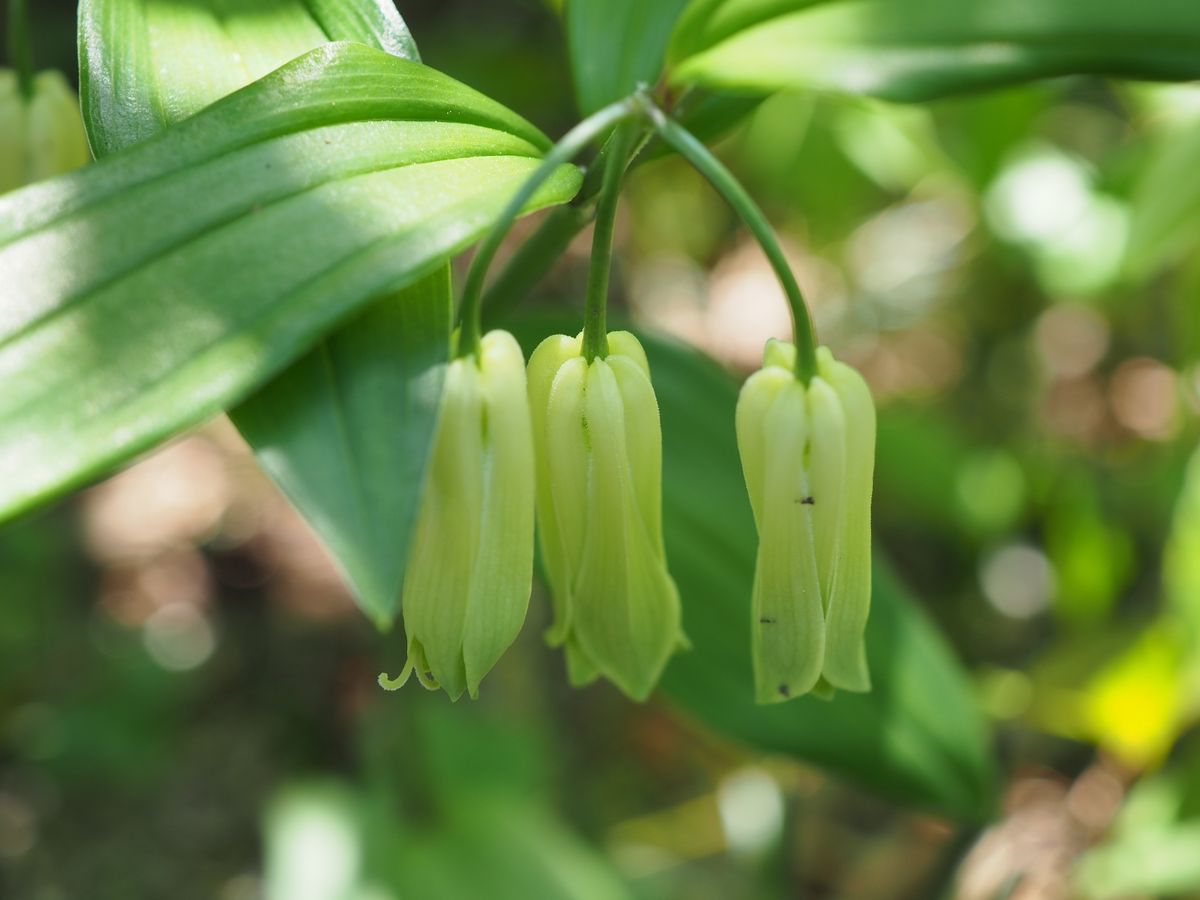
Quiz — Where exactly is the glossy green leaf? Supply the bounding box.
[566,0,691,114]
[79,0,418,157]
[507,317,996,819]
[0,43,582,524]
[669,0,1200,102]
[231,271,450,628]
[78,0,441,627]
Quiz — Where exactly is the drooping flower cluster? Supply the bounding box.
[383,324,874,706]
[383,328,686,701]
[736,340,876,703]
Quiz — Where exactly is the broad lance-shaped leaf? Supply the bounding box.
[507,317,996,819]
[232,270,451,629]
[79,0,418,157]
[563,0,758,157]
[668,0,1200,102]
[78,0,435,624]
[0,42,582,523]
[566,0,691,114]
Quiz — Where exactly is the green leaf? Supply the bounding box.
[79,0,419,157]
[669,0,1200,102]
[506,317,996,819]
[1126,115,1200,276]
[78,0,437,626]
[0,42,582,524]
[231,270,451,628]
[566,0,692,114]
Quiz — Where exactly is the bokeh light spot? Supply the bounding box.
[980,543,1056,619]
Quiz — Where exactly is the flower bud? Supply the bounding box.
[0,69,91,194]
[528,331,686,700]
[381,330,535,700]
[736,340,875,703]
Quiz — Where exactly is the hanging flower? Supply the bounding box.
[736,339,875,703]
[381,330,535,700]
[0,69,90,193]
[527,330,687,700]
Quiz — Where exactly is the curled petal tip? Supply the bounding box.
[393,330,535,701]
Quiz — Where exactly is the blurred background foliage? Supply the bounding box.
[3,1,1200,898]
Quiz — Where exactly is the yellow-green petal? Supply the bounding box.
[609,352,665,557]
[400,358,484,700]
[528,333,584,633]
[752,381,825,703]
[762,337,796,372]
[461,330,535,698]
[25,71,90,185]
[806,376,847,613]
[0,72,26,193]
[818,348,876,691]
[607,330,651,377]
[736,366,792,530]
[569,360,682,700]
[543,355,589,644]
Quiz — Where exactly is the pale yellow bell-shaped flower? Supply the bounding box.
[736,339,875,703]
[0,69,90,193]
[381,330,535,700]
[527,331,686,700]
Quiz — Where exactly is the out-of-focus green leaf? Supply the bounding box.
[231,272,450,628]
[668,0,1200,102]
[268,700,637,900]
[1076,758,1200,899]
[1045,477,1132,629]
[1078,821,1200,898]
[1166,442,1200,695]
[402,804,636,900]
[78,0,418,157]
[507,318,996,819]
[267,783,636,900]
[1126,116,1200,276]
[566,0,691,114]
[0,43,582,524]
[373,700,635,900]
[77,0,440,626]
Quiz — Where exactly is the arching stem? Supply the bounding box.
[642,99,818,383]
[457,96,639,360]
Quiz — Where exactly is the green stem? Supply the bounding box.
[482,125,658,324]
[582,122,638,361]
[8,0,34,100]
[643,101,818,383]
[457,96,638,360]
